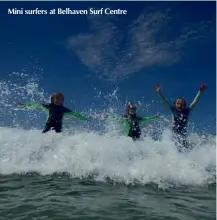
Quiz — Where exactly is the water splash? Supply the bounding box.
[0,72,215,188]
[0,127,215,188]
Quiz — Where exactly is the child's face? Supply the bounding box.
[128,106,137,115]
[53,96,64,105]
[174,99,186,111]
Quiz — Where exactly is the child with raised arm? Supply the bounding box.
[154,84,206,150]
[104,102,159,141]
[18,92,88,133]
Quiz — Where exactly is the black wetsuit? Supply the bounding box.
[42,103,71,133]
[125,114,142,141]
[170,106,191,151]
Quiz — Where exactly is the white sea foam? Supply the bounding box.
[0,72,215,188]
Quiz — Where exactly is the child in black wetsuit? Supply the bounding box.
[154,84,206,151]
[105,102,159,141]
[124,102,145,140]
[18,92,88,133]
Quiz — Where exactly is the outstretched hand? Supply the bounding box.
[154,84,160,92]
[17,102,24,106]
[199,83,207,92]
[103,113,108,119]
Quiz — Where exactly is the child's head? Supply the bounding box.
[51,92,64,105]
[126,102,137,115]
[173,98,186,111]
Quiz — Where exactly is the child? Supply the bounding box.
[154,84,206,150]
[18,92,88,133]
[104,102,159,141]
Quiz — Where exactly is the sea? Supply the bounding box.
[0,72,215,220]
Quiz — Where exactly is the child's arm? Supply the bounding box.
[104,113,130,136]
[141,112,160,121]
[154,84,172,112]
[104,113,126,122]
[189,84,206,111]
[18,102,49,111]
[64,108,88,121]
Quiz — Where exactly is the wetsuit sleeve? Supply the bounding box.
[104,113,126,122]
[64,109,88,121]
[141,115,159,121]
[21,103,49,111]
[105,113,130,135]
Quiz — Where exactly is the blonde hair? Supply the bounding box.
[174,97,187,108]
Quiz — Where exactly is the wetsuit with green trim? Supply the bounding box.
[21,103,87,133]
[124,114,158,140]
[106,113,158,140]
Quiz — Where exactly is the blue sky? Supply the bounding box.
[0,1,216,134]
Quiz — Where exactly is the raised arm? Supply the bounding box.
[154,84,172,112]
[189,84,206,111]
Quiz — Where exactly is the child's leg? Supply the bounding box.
[54,122,62,133]
[42,126,51,133]
[129,130,141,141]
[42,121,52,133]
[172,132,190,152]
[182,139,193,152]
